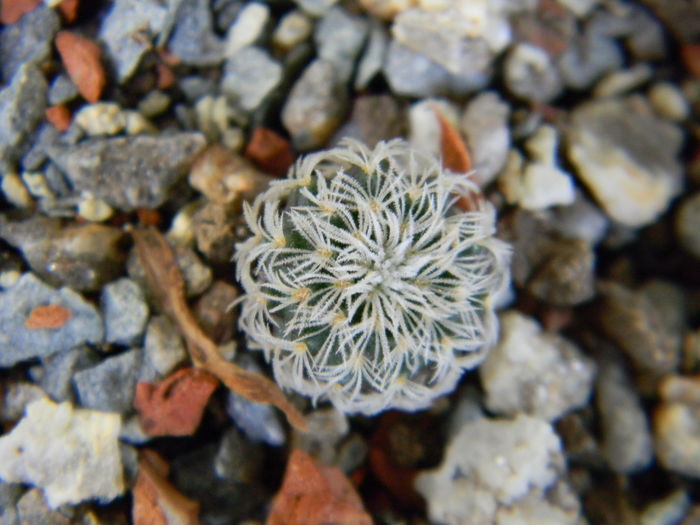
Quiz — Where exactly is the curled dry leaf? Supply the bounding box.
[133,449,200,525]
[266,449,372,525]
[24,304,72,330]
[131,227,308,432]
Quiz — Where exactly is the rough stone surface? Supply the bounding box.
[15,488,75,525]
[282,59,348,150]
[0,398,124,508]
[504,43,562,103]
[314,6,369,82]
[47,133,206,212]
[48,74,79,106]
[102,278,149,346]
[480,311,596,421]
[222,46,282,112]
[0,481,22,525]
[39,346,99,403]
[655,402,700,479]
[0,273,102,367]
[142,315,188,381]
[168,0,225,65]
[558,26,623,89]
[73,349,142,413]
[566,97,683,227]
[332,95,406,149]
[74,103,126,136]
[0,382,46,423]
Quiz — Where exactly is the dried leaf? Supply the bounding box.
[132,227,307,432]
[24,304,72,330]
[133,450,200,525]
[266,449,372,525]
[434,105,472,173]
[134,368,219,437]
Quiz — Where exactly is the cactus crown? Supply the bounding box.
[234,139,510,415]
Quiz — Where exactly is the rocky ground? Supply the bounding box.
[1,0,700,524]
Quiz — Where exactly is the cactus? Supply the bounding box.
[234,139,510,415]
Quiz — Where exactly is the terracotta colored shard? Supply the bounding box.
[0,0,41,24]
[24,304,72,330]
[156,62,175,90]
[55,30,106,103]
[434,106,471,174]
[134,368,219,437]
[682,44,700,78]
[245,127,295,176]
[266,449,372,525]
[137,209,162,227]
[56,0,79,23]
[133,450,200,525]
[45,104,72,132]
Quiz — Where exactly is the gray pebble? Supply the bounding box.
[314,6,369,83]
[179,76,219,102]
[47,74,79,107]
[504,43,562,103]
[168,0,225,66]
[39,346,99,403]
[142,315,187,381]
[332,95,406,149]
[558,27,623,90]
[47,132,206,212]
[0,382,46,423]
[0,482,22,525]
[16,488,74,525]
[0,273,103,368]
[73,349,142,413]
[222,46,282,112]
[102,278,149,347]
[355,18,388,90]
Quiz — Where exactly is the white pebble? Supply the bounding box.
[649,82,690,122]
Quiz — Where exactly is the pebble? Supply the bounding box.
[596,356,654,473]
[76,195,115,222]
[74,103,126,136]
[549,193,609,245]
[55,31,106,104]
[0,398,124,508]
[222,46,283,112]
[676,191,700,259]
[649,82,690,122]
[416,414,578,525]
[0,273,103,367]
[273,9,313,51]
[48,74,79,106]
[357,0,413,19]
[167,0,224,65]
[354,18,388,90]
[566,97,683,227]
[1,172,33,208]
[589,2,666,60]
[593,64,653,99]
[214,427,263,483]
[282,59,349,150]
[225,2,270,57]
[654,401,700,478]
[0,251,23,289]
[504,43,562,103]
[142,315,188,381]
[460,91,510,187]
[640,490,691,525]
[408,98,460,160]
[0,64,47,172]
[332,95,406,149]
[193,202,236,263]
[314,6,369,83]
[193,280,239,344]
[293,0,339,16]
[47,132,206,212]
[0,382,46,423]
[0,6,59,84]
[558,26,623,90]
[20,171,55,200]
[98,0,170,82]
[292,407,350,465]
[0,216,126,292]
[479,311,596,421]
[0,482,22,525]
[15,488,75,524]
[73,349,142,413]
[101,278,149,347]
[137,91,171,118]
[39,346,99,403]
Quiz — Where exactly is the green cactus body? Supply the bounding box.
[235,139,510,414]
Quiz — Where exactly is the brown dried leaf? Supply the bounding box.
[132,227,308,432]
[25,304,72,330]
[434,105,471,173]
[133,450,200,525]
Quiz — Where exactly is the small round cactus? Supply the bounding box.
[234,139,510,415]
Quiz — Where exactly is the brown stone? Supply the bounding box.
[55,30,106,103]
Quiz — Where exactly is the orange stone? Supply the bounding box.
[45,104,72,132]
[245,127,295,176]
[0,0,41,24]
[56,0,79,23]
[55,30,106,103]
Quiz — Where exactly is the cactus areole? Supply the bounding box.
[234,139,510,415]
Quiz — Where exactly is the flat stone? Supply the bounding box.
[480,311,596,421]
[639,490,691,525]
[221,46,282,112]
[0,64,47,171]
[314,6,369,82]
[282,59,348,150]
[0,273,102,368]
[142,315,187,381]
[102,278,149,346]
[193,280,239,345]
[73,349,142,413]
[168,0,225,65]
[47,132,206,212]
[0,216,126,292]
[0,6,59,84]
[566,97,683,227]
[225,2,270,56]
[0,398,124,508]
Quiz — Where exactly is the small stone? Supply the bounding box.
[596,356,654,473]
[222,46,282,112]
[226,355,286,446]
[273,9,313,51]
[0,64,47,171]
[193,280,239,345]
[282,59,349,151]
[558,27,623,90]
[0,6,59,84]
[165,200,200,247]
[0,0,42,24]
[225,2,270,56]
[0,382,46,423]
[48,74,79,106]
[137,91,171,118]
[504,43,562,103]
[293,0,339,16]
[549,193,609,244]
[655,402,700,478]
[77,195,114,222]
[193,95,232,142]
[20,171,54,200]
[73,349,142,413]
[333,95,406,149]
[676,191,700,259]
[292,407,349,465]
[593,64,653,99]
[649,82,690,122]
[39,346,99,403]
[47,132,206,212]
[0,398,124,508]
[460,92,510,187]
[123,110,157,135]
[168,0,224,66]
[74,103,126,136]
[357,0,413,19]
[55,31,106,104]
[314,6,369,82]
[45,104,72,132]
[354,18,389,90]
[16,488,74,524]
[640,490,691,525]
[0,216,126,292]
[101,278,149,347]
[1,172,33,208]
[480,311,596,421]
[0,273,102,367]
[0,481,22,525]
[214,427,263,483]
[566,97,683,227]
[192,202,236,263]
[142,316,187,381]
[245,127,294,176]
